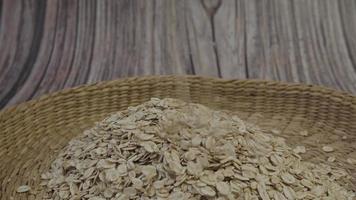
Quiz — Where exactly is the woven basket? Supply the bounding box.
[1,75,355,199]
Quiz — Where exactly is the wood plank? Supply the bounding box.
[0,0,356,109]
[184,0,221,76]
[0,0,44,108]
[213,0,247,78]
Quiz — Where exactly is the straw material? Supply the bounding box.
[0,75,355,199]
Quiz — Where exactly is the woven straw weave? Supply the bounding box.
[0,75,355,199]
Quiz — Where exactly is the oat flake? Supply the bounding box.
[322,146,334,152]
[16,185,30,193]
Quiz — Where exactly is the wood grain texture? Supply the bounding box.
[0,0,356,109]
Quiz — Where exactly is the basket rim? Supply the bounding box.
[1,75,355,115]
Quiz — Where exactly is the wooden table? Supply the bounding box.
[1,0,356,109]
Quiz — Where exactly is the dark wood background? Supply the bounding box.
[1,0,356,109]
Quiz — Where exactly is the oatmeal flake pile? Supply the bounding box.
[40,98,355,199]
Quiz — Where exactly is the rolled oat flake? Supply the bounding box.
[322,146,334,152]
[17,185,30,193]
